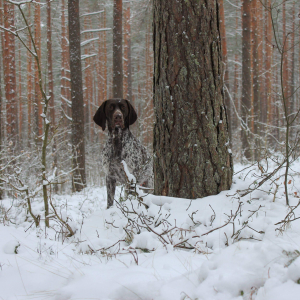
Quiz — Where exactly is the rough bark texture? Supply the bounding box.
[153,0,233,199]
[113,0,123,98]
[68,0,86,191]
[241,0,252,160]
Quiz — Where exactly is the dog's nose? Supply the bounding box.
[115,114,122,120]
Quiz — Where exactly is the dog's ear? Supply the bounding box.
[125,100,137,127]
[93,101,107,131]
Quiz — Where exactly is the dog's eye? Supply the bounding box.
[120,105,125,110]
[109,105,114,110]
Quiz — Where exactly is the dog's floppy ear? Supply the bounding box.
[125,100,137,127]
[93,101,107,131]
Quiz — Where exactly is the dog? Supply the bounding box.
[93,98,153,208]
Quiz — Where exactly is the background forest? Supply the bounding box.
[0,0,299,193]
[1,1,300,299]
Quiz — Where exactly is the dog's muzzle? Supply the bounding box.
[113,109,124,129]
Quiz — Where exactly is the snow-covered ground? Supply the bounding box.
[1,162,300,300]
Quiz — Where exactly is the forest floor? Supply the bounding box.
[1,161,300,300]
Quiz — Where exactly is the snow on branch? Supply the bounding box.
[81,37,99,47]
[80,28,111,35]
[80,10,104,18]
[81,53,97,61]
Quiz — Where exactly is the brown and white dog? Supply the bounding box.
[93,99,153,208]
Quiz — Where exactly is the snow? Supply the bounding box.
[1,162,300,299]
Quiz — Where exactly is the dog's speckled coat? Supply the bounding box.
[93,99,153,208]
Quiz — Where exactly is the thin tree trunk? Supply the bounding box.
[282,2,289,109]
[219,0,231,146]
[18,42,22,146]
[34,0,42,138]
[68,0,86,191]
[83,14,92,143]
[61,0,70,128]
[27,3,32,148]
[265,0,273,145]
[0,0,2,199]
[252,0,261,159]
[47,0,58,193]
[113,0,123,98]
[290,2,295,114]
[233,0,240,135]
[3,2,17,145]
[103,9,107,100]
[123,2,132,101]
[241,0,252,160]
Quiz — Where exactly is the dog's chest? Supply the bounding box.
[102,130,147,175]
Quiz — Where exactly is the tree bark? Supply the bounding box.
[153,0,233,199]
[113,0,123,98]
[123,2,132,101]
[265,0,273,144]
[34,0,42,138]
[68,0,86,191]
[61,0,70,129]
[47,0,58,193]
[219,0,231,146]
[241,0,252,160]
[252,0,261,160]
[27,3,32,147]
[3,2,17,144]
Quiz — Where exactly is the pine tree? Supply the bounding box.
[153,0,233,198]
[68,0,86,191]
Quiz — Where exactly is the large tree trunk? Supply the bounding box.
[113,0,123,98]
[153,0,233,199]
[68,0,86,191]
[241,0,252,160]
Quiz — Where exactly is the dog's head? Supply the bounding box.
[93,99,137,132]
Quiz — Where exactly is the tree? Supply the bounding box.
[252,0,261,159]
[153,0,233,198]
[113,0,123,98]
[34,0,42,139]
[241,0,252,160]
[219,0,231,145]
[68,0,86,191]
[3,2,17,144]
[123,1,132,100]
[26,2,33,147]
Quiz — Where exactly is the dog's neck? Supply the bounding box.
[108,127,129,157]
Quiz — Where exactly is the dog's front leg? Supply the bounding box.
[106,175,116,208]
